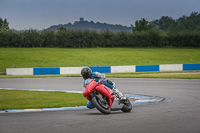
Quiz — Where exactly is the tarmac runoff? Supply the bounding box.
[0,88,165,113]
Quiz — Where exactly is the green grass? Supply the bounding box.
[1,48,200,72]
[0,89,87,110]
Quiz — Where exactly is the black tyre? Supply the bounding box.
[121,99,132,112]
[92,96,111,114]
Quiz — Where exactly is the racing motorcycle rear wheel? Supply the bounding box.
[92,96,111,114]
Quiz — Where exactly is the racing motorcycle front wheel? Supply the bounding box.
[121,99,132,112]
[92,96,111,114]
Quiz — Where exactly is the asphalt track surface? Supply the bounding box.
[0,77,200,133]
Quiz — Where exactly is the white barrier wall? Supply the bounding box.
[159,64,183,71]
[111,65,135,73]
[60,67,84,74]
[6,68,33,75]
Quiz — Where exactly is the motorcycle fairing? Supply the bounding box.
[83,80,98,98]
[96,85,115,107]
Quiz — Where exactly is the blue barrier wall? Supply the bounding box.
[89,66,111,73]
[183,64,200,71]
[33,68,60,75]
[136,65,159,72]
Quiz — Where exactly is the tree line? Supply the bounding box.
[0,12,200,48]
[48,17,132,32]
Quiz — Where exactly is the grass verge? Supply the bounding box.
[1,48,200,72]
[0,89,87,110]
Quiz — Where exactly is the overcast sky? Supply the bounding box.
[1,0,200,30]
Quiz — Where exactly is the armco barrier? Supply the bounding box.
[6,63,200,75]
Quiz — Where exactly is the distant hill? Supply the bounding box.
[47,18,132,32]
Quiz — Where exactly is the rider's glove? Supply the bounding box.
[98,79,104,84]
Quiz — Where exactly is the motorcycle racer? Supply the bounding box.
[81,67,126,109]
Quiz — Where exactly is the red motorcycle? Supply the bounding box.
[83,80,132,114]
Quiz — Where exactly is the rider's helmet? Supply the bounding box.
[81,67,92,80]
